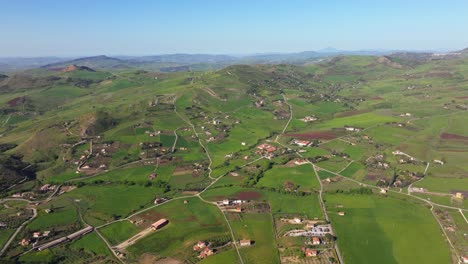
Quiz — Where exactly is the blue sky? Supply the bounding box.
[1,0,468,56]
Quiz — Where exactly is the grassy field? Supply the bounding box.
[325,193,451,264]
[1,53,468,263]
[200,186,323,219]
[19,249,55,263]
[0,229,14,248]
[315,112,398,130]
[99,220,140,245]
[80,165,155,184]
[126,197,229,261]
[256,164,320,192]
[414,177,468,193]
[199,249,240,264]
[70,231,112,256]
[229,213,280,264]
[27,199,79,230]
[264,192,323,219]
[60,184,162,226]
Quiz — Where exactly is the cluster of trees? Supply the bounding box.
[76,179,172,193]
[85,110,116,136]
[309,155,329,163]
[331,150,349,158]
[0,153,36,191]
[208,235,232,248]
[241,162,273,187]
[327,187,373,195]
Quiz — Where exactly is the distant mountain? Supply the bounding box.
[127,54,237,64]
[0,48,463,73]
[42,55,131,70]
[241,51,322,63]
[317,47,341,53]
[0,57,70,72]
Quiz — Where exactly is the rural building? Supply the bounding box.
[300,116,318,122]
[40,184,51,191]
[338,211,345,216]
[293,139,311,147]
[38,237,68,251]
[294,159,308,165]
[240,239,252,247]
[151,219,168,230]
[455,192,464,199]
[344,126,361,132]
[20,238,30,247]
[265,146,276,153]
[463,256,468,263]
[66,226,94,240]
[257,143,276,153]
[312,237,321,245]
[148,173,157,180]
[293,217,302,224]
[304,248,317,257]
[193,240,208,251]
[199,247,214,258]
[433,159,445,165]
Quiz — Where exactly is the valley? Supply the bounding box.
[0,52,467,264]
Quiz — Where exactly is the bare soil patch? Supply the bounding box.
[139,253,182,264]
[6,96,25,107]
[364,173,379,181]
[133,211,166,228]
[234,191,262,200]
[440,133,468,141]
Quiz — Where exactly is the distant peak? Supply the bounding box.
[318,47,340,53]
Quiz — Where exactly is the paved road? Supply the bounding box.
[277,95,344,264]
[317,166,468,212]
[174,104,215,179]
[459,209,468,225]
[95,229,125,264]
